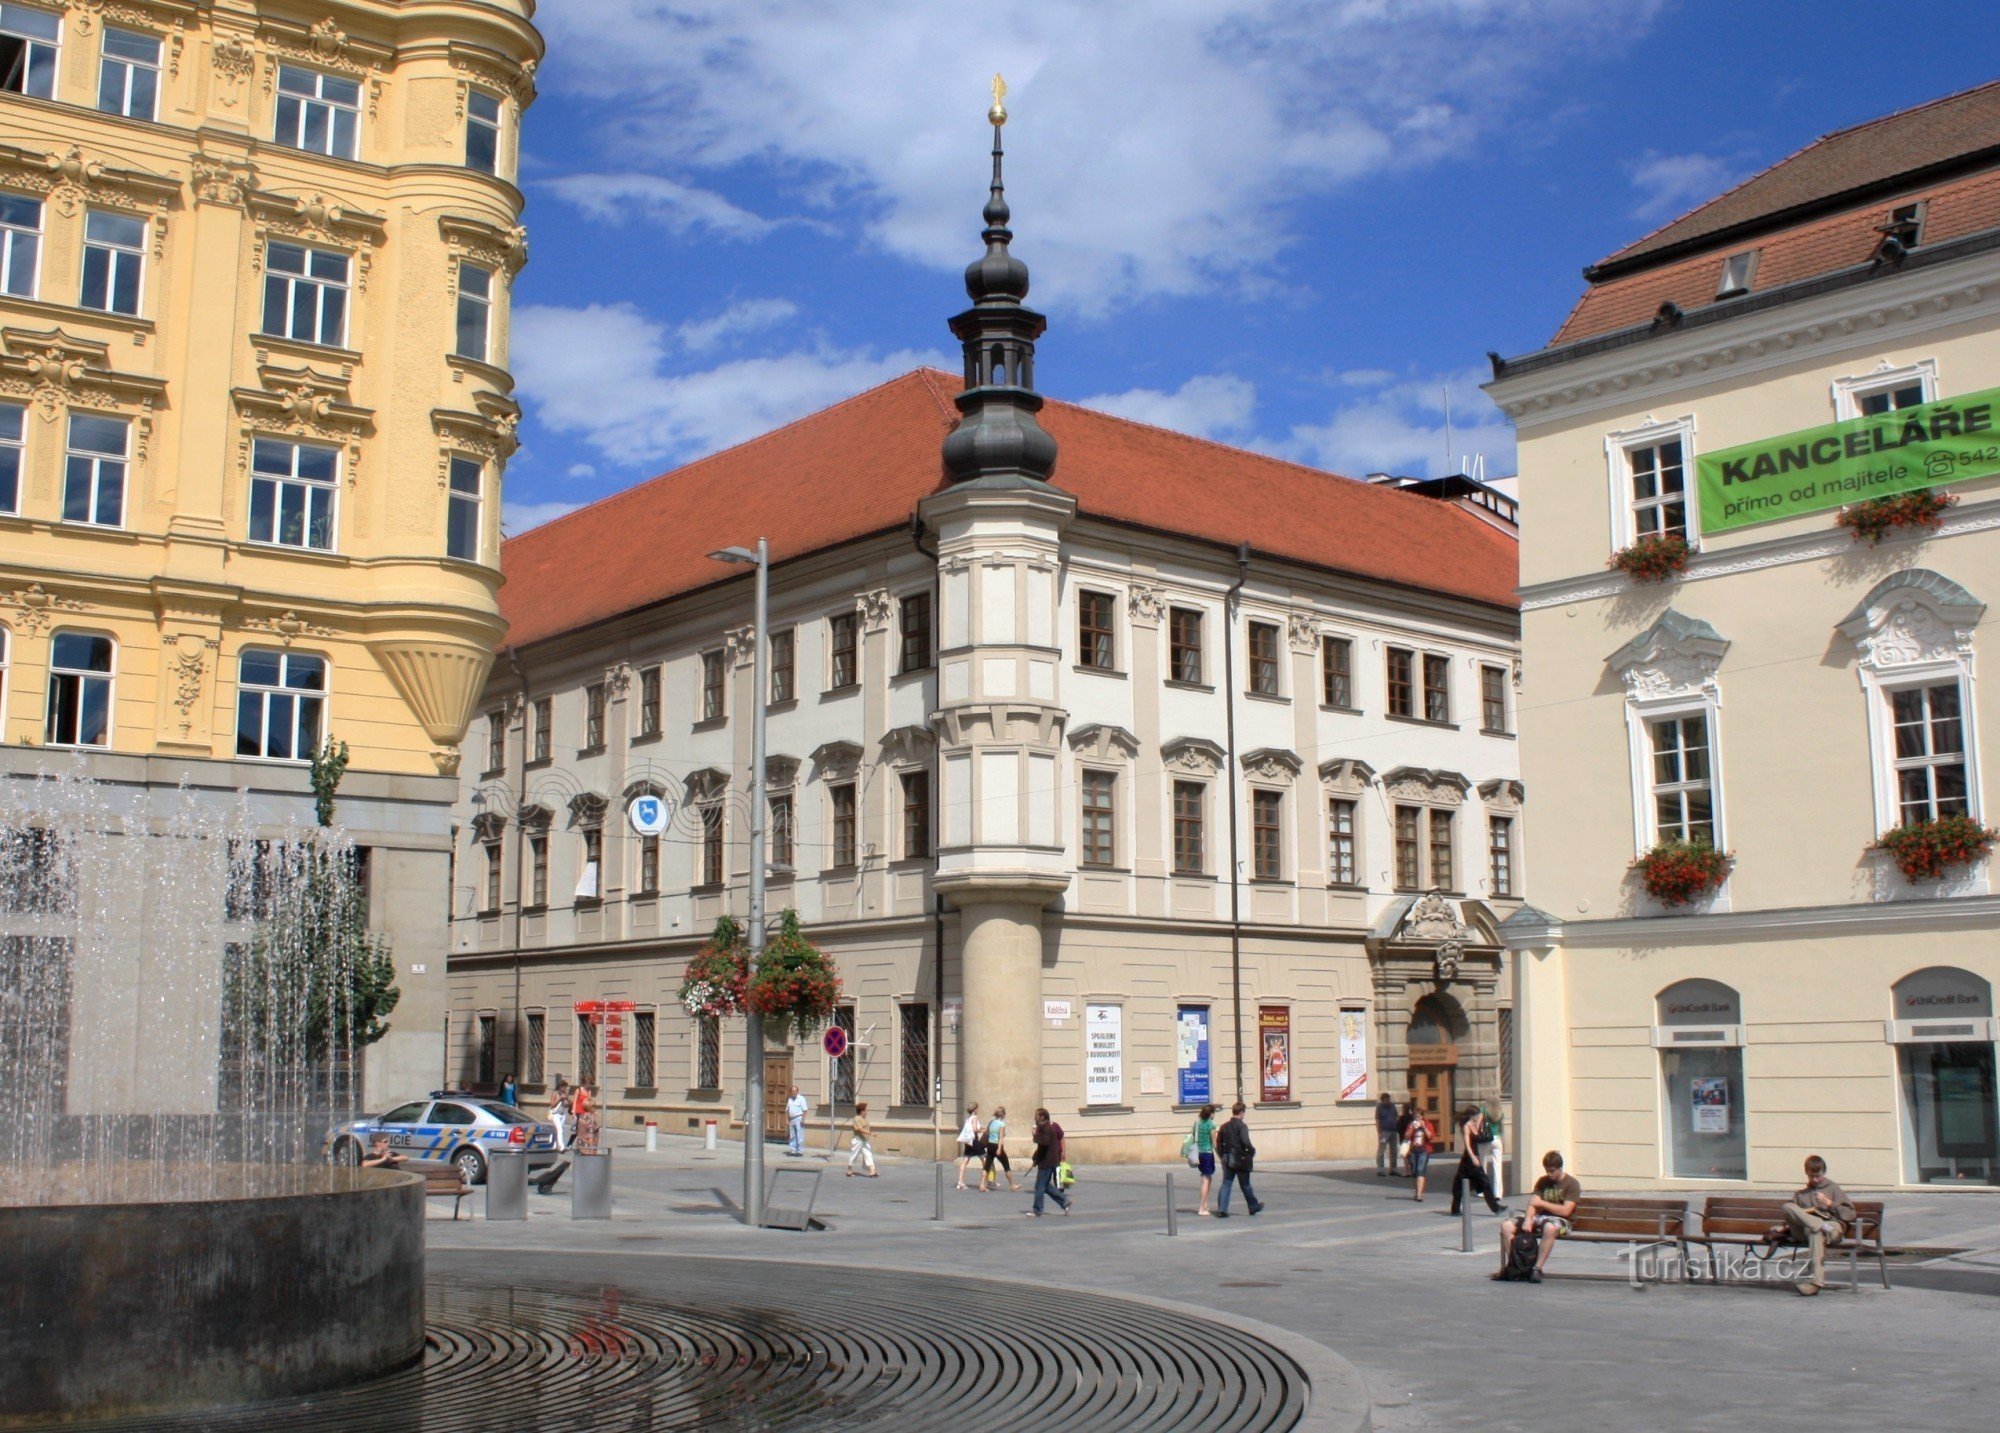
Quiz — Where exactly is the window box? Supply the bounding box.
[1876,814,1996,884]
[1836,489,1956,545]
[1630,840,1731,907]
[1608,534,1692,583]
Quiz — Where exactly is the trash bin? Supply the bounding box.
[572,1149,613,1220]
[486,1150,528,1221]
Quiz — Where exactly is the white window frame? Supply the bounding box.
[234,647,328,763]
[1625,694,1725,854]
[274,63,360,160]
[1078,765,1118,869]
[80,208,146,316]
[248,436,339,551]
[1844,578,1984,835]
[0,623,10,734]
[446,454,482,562]
[1831,358,1938,421]
[1605,414,1699,551]
[0,399,23,514]
[62,411,128,528]
[0,3,60,100]
[262,241,350,348]
[1883,676,1974,827]
[1715,249,1757,298]
[455,261,493,361]
[465,87,503,174]
[0,191,42,298]
[1326,795,1358,886]
[45,629,114,749]
[97,25,159,120]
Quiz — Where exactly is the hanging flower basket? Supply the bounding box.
[1608,534,1692,583]
[1876,814,1997,883]
[1631,840,1732,907]
[745,909,843,1044]
[1835,489,1956,544]
[677,915,748,1019]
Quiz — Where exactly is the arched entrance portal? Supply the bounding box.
[1407,995,1467,1151]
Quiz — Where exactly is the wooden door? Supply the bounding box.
[1411,1067,1456,1152]
[763,1053,793,1141]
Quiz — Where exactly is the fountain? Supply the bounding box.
[0,768,425,1425]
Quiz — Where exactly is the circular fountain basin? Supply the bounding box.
[0,1165,424,1425]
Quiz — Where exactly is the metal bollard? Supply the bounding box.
[1166,1172,1178,1237]
[704,1119,717,1151]
[934,1162,944,1221]
[646,1120,658,1152]
[1461,1199,1476,1253]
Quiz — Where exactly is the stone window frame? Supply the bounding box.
[766,756,799,874]
[826,609,859,691]
[685,767,729,889]
[1381,766,1470,894]
[1241,748,1301,883]
[1608,612,1730,856]
[1163,736,1224,878]
[1319,758,1375,889]
[897,589,933,676]
[1477,779,1525,900]
[1604,413,1699,552]
[1244,615,1284,698]
[1077,586,1119,672]
[1320,632,1357,710]
[1069,724,1138,872]
[635,664,662,738]
[1167,604,1205,686]
[1830,357,1937,421]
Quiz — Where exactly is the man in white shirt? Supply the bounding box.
[785,1086,810,1157]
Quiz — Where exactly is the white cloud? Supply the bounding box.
[677,298,799,352]
[1628,150,1741,221]
[1285,367,1515,480]
[511,301,944,468]
[503,499,583,534]
[544,173,799,240]
[536,1,1665,315]
[565,462,596,479]
[1082,374,1255,439]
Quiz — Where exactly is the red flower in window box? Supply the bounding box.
[743,909,844,1044]
[1608,534,1692,583]
[1835,489,1956,544]
[677,915,748,1019]
[1630,840,1732,907]
[1876,814,1996,883]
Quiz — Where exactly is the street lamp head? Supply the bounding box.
[707,545,758,566]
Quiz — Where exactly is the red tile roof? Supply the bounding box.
[500,370,1519,649]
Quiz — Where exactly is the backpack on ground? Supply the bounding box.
[1497,1226,1540,1281]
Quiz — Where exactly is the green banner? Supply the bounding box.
[1695,386,2000,533]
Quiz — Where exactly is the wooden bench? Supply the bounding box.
[1688,1197,1889,1292]
[421,1167,472,1220]
[1552,1195,1690,1256]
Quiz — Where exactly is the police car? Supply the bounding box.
[325,1092,558,1185]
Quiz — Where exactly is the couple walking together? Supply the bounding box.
[1187,1103,1265,1217]
[954,1104,1023,1192]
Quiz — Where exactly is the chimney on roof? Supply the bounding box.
[940,78,1058,488]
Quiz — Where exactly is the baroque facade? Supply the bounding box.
[447,110,1523,1162]
[0,0,541,1108]
[1488,80,2000,1191]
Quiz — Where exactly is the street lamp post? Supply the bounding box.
[709,539,769,1228]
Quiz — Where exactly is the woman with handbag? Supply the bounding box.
[1408,1108,1435,1202]
[955,1104,983,1190]
[1188,1103,1219,1216]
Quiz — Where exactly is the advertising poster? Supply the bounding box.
[1175,1005,1210,1106]
[1338,1009,1369,1101]
[1259,1005,1291,1103]
[1085,1004,1122,1105]
[1690,1076,1729,1133]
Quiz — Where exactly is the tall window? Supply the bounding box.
[769,629,795,703]
[1428,809,1455,891]
[1172,780,1205,875]
[45,632,112,748]
[637,834,660,894]
[1081,770,1116,867]
[0,193,38,297]
[899,1003,931,1107]
[583,681,606,750]
[0,4,59,97]
[701,802,724,885]
[249,438,337,550]
[576,1014,597,1087]
[579,828,603,900]
[632,1009,656,1089]
[830,782,857,867]
[1497,1008,1516,1101]
[1629,439,1687,542]
[525,1010,545,1084]
[261,242,349,346]
[1488,815,1514,897]
[455,262,493,361]
[476,1014,496,1087]
[1248,620,1280,696]
[64,414,128,528]
[695,1015,721,1089]
[528,834,548,906]
[1394,806,1421,888]
[1251,789,1283,879]
[80,210,144,315]
[0,400,23,512]
[1328,798,1357,885]
[828,612,857,688]
[482,843,502,912]
[1386,647,1414,718]
[486,708,505,774]
[465,89,502,174]
[1650,714,1715,845]
[446,456,482,561]
[235,649,326,761]
[700,650,725,721]
[1890,683,1968,824]
[97,26,158,119]
[1480,664,1508,733]
[901,769,929,859]
[829,1006,856,1105]
[769,792,794,870]
[1322,636,1353,708]
[638,667,661,736]
[275,65,360,159]
[899,592,932,674]
[1169,606,1203,684]
[531,698,551,762]
[1078,590,1115,669]
[1423,654,1450,723]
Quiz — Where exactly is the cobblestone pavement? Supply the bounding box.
[428,1130,2000,1431]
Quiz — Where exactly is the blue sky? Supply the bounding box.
[500,1,2000,533]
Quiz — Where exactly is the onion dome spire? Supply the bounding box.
[942,75,1058,487]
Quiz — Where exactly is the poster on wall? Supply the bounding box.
[1085,1004,1123,1105]
[1259,1006,1291,1103]
[1690,1076,1729,1133]
[1176,1005,1210,1106]
[1338,1009,1369,1101]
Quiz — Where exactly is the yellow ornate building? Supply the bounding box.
[0,0,540,1105]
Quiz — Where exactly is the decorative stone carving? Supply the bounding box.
[725,625,757,668]
[1382,766,1470,804]
[856,588,894,632]
[1240,747,1302,783]
[431,747,462,777]
[684,768,730,802]
[6,583,86,636]
[1287,611,1321,654]
[1607,608,1731,702]
[166,635,217,737]
[1837,569,1983,673]
[1,326,167,427]
[309,16,347,60]
[1318,757,1376,796]
[1126,584,1166,627]
[1161,736,1226,776]
[809,740,863,780]
[1476,778,1526,813]
[368,639,495,748]
[242,609,336,645]
[603,662,632,697]
[879,725,936,766]
[765,756,801,789]
[210,35,256,86]
[1067,723,1140,761]
[1403,891,1470,944]
[1434,940,1464,984]
[567,791,609,828]
[470,810,507,844]
[191,151,256,206]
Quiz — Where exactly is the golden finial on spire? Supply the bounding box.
[988,73,1008,127]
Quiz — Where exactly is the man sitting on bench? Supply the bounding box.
[1780,1155,1856,1297]
[359,1134,404,1170]
[1494,1150,1581,1283]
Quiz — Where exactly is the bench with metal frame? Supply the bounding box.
[1549,1196,1691,1277]
[1687,1196,1889,1292]
[422,1167,472,1220]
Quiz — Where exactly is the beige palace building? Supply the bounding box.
[0,0,540,1109]
[1487,83,2000,1191]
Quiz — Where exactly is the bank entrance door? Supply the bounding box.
[763,1053,793,1142]
[1410,1066,1456,1151]
[1407,996,1463,1151]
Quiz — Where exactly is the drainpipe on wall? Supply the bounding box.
[505,645,529,1087]
[911,512,945,1163]
[1224,541,1250,1104]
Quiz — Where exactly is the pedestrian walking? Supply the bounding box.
[549,1076,573,1151]
[955,1104,983,1190]
[846,1101,878,1176]
[1448,1107,1505,1216]
[573,1082,601,1154]
[1408,1107,1435,1202]
[982,1106,1022,1191]
[1213,1102,1265,1217]
[785,1085,809,1157]
[1026,1108,1069,1216]
[1189,1103,1219,1216]
[499,1072,518,1107]
[1374,1092,1398,1175]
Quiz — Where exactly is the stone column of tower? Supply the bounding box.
[921,87,1072,1125]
